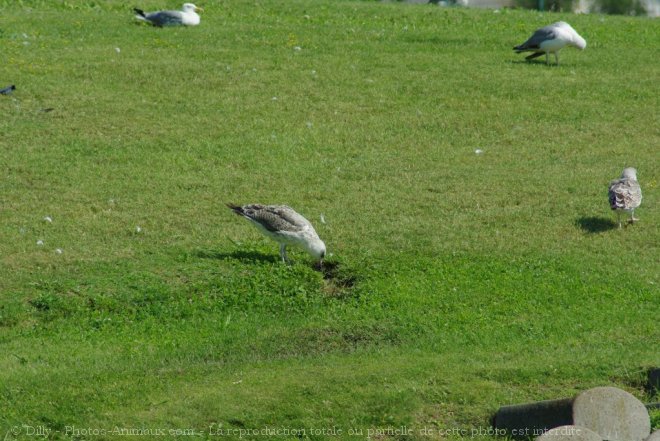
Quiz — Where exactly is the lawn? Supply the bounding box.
[0,0,658,440]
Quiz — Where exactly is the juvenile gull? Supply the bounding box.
[134,3,203,27]
[608,167,642,228]
[514,22,586,65]
[227,204,326,263]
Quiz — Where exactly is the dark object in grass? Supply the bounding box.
[647,368,660,395]
[493,387,650,440]
[0,84,16,95]
[318,261,355,286]
[316,261,358,299]
[576,216,617,233]
[494,396,574,437]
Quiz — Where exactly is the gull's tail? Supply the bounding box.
[226,203,245,216]
[133,7,147,20]
[514,44,534,53]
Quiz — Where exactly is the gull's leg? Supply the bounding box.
[617,212,622,229]
[545,52,549,65]
[279,243,289,263]
[629,209,639,224]
[555,52,560,65]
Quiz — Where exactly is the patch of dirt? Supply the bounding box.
[316,261,358,298]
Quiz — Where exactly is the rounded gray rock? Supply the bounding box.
[573,386,650,441]
[535,425,602,441]
[645,431,660,441]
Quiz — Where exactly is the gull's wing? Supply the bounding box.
[608,179,642,210]
[228,204,312,233]
[145,10,184,27]
[514,25,558,52]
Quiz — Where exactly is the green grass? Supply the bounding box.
[1,0,659,439]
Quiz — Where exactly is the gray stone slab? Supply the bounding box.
[535,425,602,441]
[493,386,650,440]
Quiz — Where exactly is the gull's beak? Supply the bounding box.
[195,6,204,12]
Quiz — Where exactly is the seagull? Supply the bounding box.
[133,3,203,27]
[0,85,16,95]
[227,204,326,263]
[608,168,642,228]
[514,22,586,65]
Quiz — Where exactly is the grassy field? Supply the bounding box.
[1,0,658,439]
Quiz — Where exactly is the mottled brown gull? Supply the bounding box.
[227,204,326,263]
[608,167,642,228]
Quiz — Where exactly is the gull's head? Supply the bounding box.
[556,22,586,50]
[621,167,638,180]
[182,3,202,13]
[305,238,326,262]
[566,24,587,50]
[573,33,587,50]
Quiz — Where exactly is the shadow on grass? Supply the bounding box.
[194,249,278,263]
[402,35,471,45]
[576,216,617,233]
[507,60,557,66]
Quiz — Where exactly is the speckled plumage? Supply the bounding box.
[228,204,326,262]
[608,168,642,228]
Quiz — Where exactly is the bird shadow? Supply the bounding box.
[507,60,557,66]
[194,249,278,264]
[402,35,472,46]
[576,216,618,233]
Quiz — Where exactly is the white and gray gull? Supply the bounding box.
[514,21,586,65]
[134,3,203,27]
[227,204,326,263]
[608,168,642,228]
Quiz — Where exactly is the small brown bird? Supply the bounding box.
[608,168,642,228]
